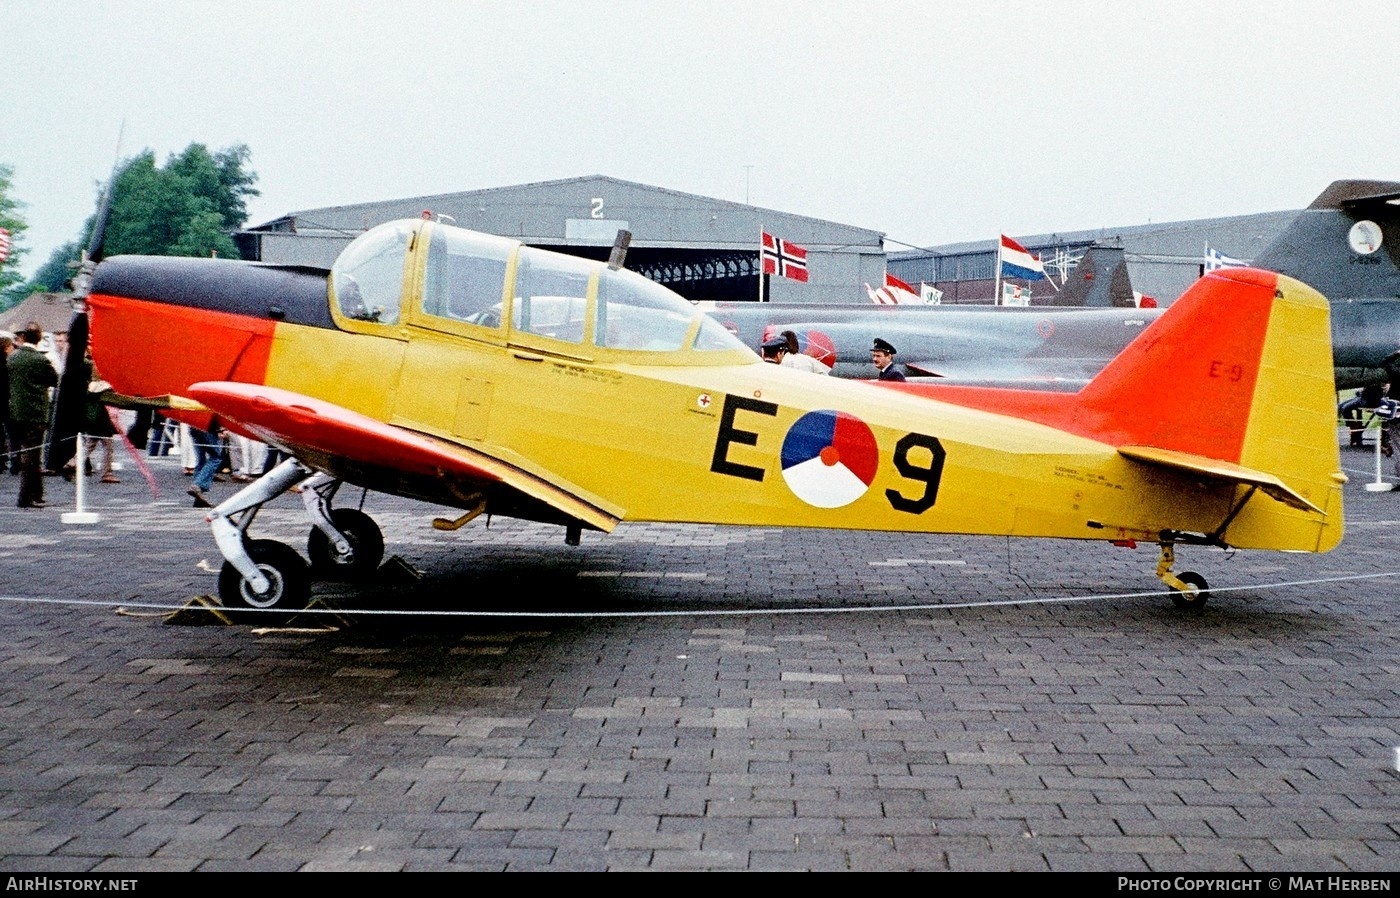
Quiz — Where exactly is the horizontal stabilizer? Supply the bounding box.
[1118,445,1334,514]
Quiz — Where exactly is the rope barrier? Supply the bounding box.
[1,433,79,461]
[2,569,1398,620]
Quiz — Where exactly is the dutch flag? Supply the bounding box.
[998,234,1046,281]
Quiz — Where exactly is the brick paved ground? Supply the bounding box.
[0,444,1396,871]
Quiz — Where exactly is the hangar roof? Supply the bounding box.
[1,292,75,336]
[895,208,1300,262]
[248,175,884,252]
[889,207,1302,304]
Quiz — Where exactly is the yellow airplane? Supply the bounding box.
[81,218,1344,613]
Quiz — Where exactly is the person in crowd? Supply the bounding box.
[8,323,58,508]
[144,411,174,457]
[230,433,268,483]
[80,368,120,483]
[186,419,226,508]
[870,338,906,382]
[1382,384,1400,474]
[0,331,14,475]
[1339,384,1386,448]
[779,330,830,375]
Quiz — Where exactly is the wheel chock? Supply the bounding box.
[163,595,235,627]
[282,595,353,629]
[378,555,424,583]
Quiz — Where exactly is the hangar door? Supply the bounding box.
[539,246,761,304]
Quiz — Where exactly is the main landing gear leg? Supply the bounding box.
[1155,542,1211,610]
[302,474,384,579]
[209,458,315,611]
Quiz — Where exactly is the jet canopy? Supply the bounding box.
[330,220,751,359]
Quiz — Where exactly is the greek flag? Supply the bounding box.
[1203,243,1249,272]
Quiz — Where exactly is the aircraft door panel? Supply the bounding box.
[390,334,496,443]
[453,377,494,441]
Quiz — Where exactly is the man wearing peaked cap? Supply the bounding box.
[870,338,905,382]
[760,335,787,363]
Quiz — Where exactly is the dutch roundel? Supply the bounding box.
[780,410,879,508]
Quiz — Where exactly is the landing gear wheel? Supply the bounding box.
[307,508,385,579]
[1169,571,1210,610]
[218,539,311,612]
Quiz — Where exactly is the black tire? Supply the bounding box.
[1169,571,1210,610]
[307,508,385,579]
[218,539,311,612]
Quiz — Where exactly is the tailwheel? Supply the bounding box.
[1169,571,1211,610]
[218,539,311,612]
[307,508,385,579]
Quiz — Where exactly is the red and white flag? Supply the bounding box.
[865,272,920,305]
[0,228,11,263]
[760,231,809,282]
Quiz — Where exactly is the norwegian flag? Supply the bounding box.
[0,228,10,263]
[760,231,809,282]
[865,272,920,305]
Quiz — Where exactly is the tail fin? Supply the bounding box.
[1076,268,1318,461]
[892,269,1345,550]
[1082,268,1344,550]
[1253,179,1400,387]
[1045,244,1136,308]
[1254,179,1400,304]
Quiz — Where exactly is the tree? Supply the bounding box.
[98,143,259,261]
[4,143,259,303]
[0,163,29,308]
[28,240,82,293]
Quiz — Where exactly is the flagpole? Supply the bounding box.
[758,228,765,303]
[993,234,1002,306]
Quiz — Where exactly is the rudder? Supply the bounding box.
[1082,268,1343,551]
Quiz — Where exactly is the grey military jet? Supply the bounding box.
[704,180,1400,390]
[1253,179,1400,389]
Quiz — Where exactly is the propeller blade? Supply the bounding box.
[45,310,91,472]
[86,180,114,264]
[52,138,123,471]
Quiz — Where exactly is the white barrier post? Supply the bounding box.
[1364,416,1395,492]
[61,433,101,523]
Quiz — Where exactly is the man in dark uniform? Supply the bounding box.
[8,323,58,508]
[0,331,14,475]
[871,338,906,381]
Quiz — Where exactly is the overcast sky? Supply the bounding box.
[4,1,1397,279]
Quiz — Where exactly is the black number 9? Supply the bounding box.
[885,433,946,514]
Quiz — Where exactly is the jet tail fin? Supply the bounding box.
[1045,244,1136,308]
[1253,179,1400,386]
